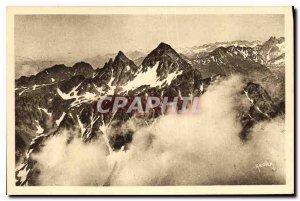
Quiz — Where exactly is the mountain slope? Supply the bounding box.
[191,46,272,79]
[16,62,94,87]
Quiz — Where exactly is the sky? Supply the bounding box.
[15,14,284,60]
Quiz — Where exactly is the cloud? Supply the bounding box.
[31,131,112,186]
[31,75,285,185]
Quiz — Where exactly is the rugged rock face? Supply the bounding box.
[111,51,139,86]
[239,82,284,139]
[72,62,95,78]
[92,51,139,89]
[259,36,285,66]
[15,38,285,186]
[139,42,195,96]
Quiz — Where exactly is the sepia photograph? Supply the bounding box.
[6,6,294,195]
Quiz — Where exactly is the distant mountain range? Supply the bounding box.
[15,37,285,78]
[15,37,285,186]
[179,40,263,58]
[15,50,147,79]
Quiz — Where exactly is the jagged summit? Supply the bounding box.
[93,50,138,87]
[114,51,133,64]
[100,51,133,71]
[265,36,285,44]
[258,36,285,65]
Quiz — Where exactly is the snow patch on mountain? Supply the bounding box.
[16,165,30,184]
[56,112,66,126]
[57,83,98,107]
[122,62,182,91]
[38,107,52,117]
[35,120,44,134]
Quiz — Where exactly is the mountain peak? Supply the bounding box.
[113,51,136,67]
[115,51,128,61]
[267,36,278,42]
[141,41,191,74]
[117,50,125,56]
[157,42,172,49]
[145,42,178,58]
[154,43,179,55]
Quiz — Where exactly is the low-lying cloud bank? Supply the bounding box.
[31,76,285,185]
